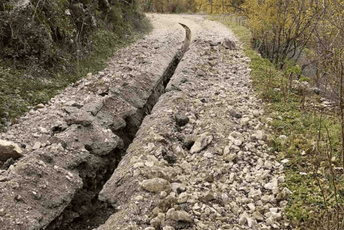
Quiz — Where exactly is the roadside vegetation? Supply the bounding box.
[0,0,152,131]
[138,0,197,13]
[210,1,344,229]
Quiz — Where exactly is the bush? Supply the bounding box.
[0,0,145,72]
[299,76,310,83]
[138,0,197,13]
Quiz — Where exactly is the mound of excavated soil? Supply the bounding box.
[0,14,290,230]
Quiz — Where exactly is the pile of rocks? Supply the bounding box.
[96,16,291,230]
[0,14,291,230]
[0,15,187,230]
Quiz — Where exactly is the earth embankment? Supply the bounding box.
[0,14,290,230]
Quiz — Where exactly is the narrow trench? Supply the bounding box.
[46,23,191,230]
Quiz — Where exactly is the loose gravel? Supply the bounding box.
[96,14,291,230]
[0,14,291,230]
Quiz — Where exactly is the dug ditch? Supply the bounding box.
[0,14,290,230]
[47,23,191,230]
[0,16,190,230]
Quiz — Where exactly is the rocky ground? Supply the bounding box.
[0,14,291,229]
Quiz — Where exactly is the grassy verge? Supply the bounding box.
[211,15,344,229]
[0,17,152,131]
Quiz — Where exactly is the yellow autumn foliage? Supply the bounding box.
[195,0,243,14]
[138,0,197,13]
[237,0,325,67]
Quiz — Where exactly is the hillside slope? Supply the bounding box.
[0,0,151,131]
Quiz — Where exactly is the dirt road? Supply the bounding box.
[0,14,290,230]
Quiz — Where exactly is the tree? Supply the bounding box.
[237,0,325,69]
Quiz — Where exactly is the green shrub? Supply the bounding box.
[0,0,152,128]
[299,76,311,82]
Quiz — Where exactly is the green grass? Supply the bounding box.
[211,15,344,230]
[0,17,152,130]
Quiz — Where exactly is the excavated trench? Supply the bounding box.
[46,23,191,230]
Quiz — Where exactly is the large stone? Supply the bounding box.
[229,131,243,142]
[83,99,104,116]
[234,139,242,146]
[150,213,165,229]
[175,112,189,127]
[312,87,321,95]
[201,190,215,202]
[64,108,94,126]
[240,117,250,125]
[0,139,23,161]
[229,109,242,118]
[166,208,192,222]
[224,153,236,162]
[239,212,248,225]
[55,123,122,156]
[222,38,236,50]
[171,183,186,194]
[141,178,171,193]
[254,130,265,140]
[190,132,213,153]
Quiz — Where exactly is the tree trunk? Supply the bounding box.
[340,61,344,169]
